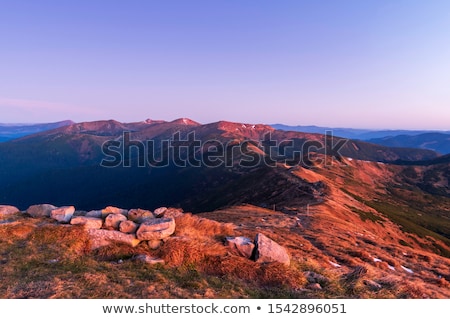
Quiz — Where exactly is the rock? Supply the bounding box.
[0,205,19,217]
[104,213,127,230]
[70,216,103,230]
[254,233,290,266]
[153,207,167,217]
[86,210,103,218]
[102,206,128,218]
[136,218,176,240]
[74,210,87,216]
[50,206,75,223]
[306,283,322,290]
[26,204,57,218]
[133,254,165,265]
[119,220,138,234]
[304,271,330,285]
[363,279,382,291]
[88,229,140,249]
[147,239,162,250]
[128,209,154,223]
[225,236,255,259]
[162,208,184,218]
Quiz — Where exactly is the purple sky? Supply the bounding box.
[1,1,449,129]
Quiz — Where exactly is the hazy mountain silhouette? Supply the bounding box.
[0,120,74,142]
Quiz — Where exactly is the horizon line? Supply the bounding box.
[1,118,449,132]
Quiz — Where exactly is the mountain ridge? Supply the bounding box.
[271,123,450,139]
[0,120,74,142]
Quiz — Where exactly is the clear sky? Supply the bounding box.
[0,0,449,129]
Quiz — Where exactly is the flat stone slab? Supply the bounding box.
[88,229,140,250]
[136,218,176,240]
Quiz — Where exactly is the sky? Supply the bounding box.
[0,0,449,129]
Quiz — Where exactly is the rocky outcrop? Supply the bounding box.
[136,218,176,240]
[254,233,290,266]
[0,205,19,217]
[2,202,294,274]
[50,206,75,223]
[4,202,291,267]
[225,236,255,259]
[26,204,57,218]
[7,203,184,252]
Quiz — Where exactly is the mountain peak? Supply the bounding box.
[212,120,274,133]
[58,119,131,136]
[170,118,201,126]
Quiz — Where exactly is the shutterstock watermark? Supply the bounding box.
[100,131,348,168]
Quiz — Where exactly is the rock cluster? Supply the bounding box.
[2,203,291,267]
[23,204,181,251]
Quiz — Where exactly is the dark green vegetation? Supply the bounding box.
[344,205,385,224]
[341,186,450,258]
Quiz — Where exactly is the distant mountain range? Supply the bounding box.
[271,124,450,155]
[0,118,443,212]
[2,121,449,155]
[0,118,449,289]
[367,133,450,155]
[270,124,450,139]
[0,120,74,142]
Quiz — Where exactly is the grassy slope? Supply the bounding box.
[3,206,449,299]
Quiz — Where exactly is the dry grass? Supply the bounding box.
[93,242,149,261]
[202,255,307,289]
[1,223,36,242]
[29,224,91,259]
[159,237,228,267]
[1,195,450,299]
[173,213,236,238]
